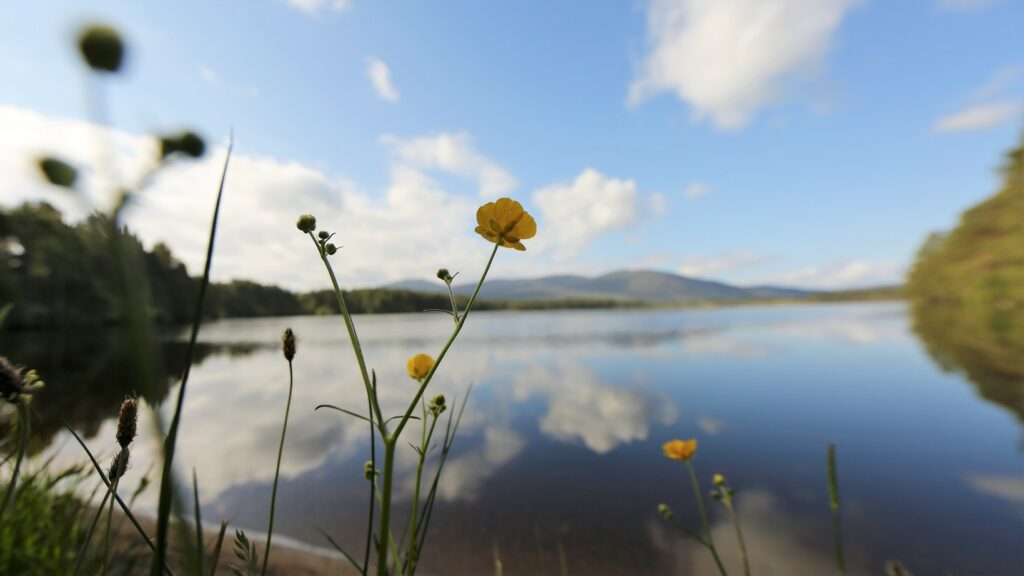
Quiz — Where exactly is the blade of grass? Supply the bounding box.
[208,520,229,576]
[315,404,373,424]
[193,468,205,575]
[319,528,365,574]
[152,134,232,576]
[828,443,847,575]
[362,371,378,576]
[61,418,173,575]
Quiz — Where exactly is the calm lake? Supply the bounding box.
[11,302,1024,574]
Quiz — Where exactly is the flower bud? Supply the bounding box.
[78,25,124,73]
[318,230,330,241]
[160,131,206,159]
[115,396,138,449]
[296,214,317,234]
[657,503,674,521]
[325,243,338,256]
[281,328,296,361]
[38,157,78,188]
[713,473,725,486]
[108,447,131,482]
[436,268,451,282]
[363,460,377,480]
[429,393,446,416]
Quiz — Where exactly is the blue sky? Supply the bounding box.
[0,0,1021,290]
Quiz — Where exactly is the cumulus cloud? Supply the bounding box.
[683,181,711,199]
[532,168,645,259]
[366,56,400,103]
[286,0,350,15]
[0,105,514,291]
[512,360,677,454]
[629,0,856,129]
[381,132,516,198]
[932,100,1022,133]
[677,251,764,277]
[753,260,905,290]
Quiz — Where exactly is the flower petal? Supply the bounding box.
[511,212,536,240]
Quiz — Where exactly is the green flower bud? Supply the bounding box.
[78,25,124,73]
[281,328,296,361]
[325,243,338,256]
[318,230,330,241]
[657,503,674,521]
[38,157,78,188]
[160,131,205,159]
[363,460,377,480]
[429,393,447,416]
[296,214,317,234]
[436,268,451,282]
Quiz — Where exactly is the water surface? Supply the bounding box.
[11,303,1024,575]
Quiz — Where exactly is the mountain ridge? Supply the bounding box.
[386,269,815,302]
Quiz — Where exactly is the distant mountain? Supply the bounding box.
[386,269,815,302]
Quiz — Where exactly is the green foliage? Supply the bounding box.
[0,465,101,575]
[908,133,1024,421]
[230,530,261,576]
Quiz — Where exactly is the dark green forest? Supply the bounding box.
[907,133,1024,421]
[0,202,624,329]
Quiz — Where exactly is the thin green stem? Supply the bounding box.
[686,462,727,576]
[827,443,847,575]
[445,282,460,324]
[0,402,29,525]
[725,503,750,576]
[391,240,500,441]
[74,489,112,576]
[407,404,428,568]
[100,477,120,576]
[261,360,294,576]
[310,233,386,431]
[377,440,398,576]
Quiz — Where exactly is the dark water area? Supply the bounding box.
[5,303,1023,575]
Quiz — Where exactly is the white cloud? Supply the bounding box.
[677,251,764,277]
[381,132,516,198]
[533,168,645,259]
[512,360,677,454]
[683,181,711,199]
[286,0,350,15]
[971,67,1023,101]
[366,56,399,103]
[0,105,519,291]
[629,0,856,129]
[756,260,905,290]
[932,100,1022,133]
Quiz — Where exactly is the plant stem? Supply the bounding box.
[687,462,727,576]
[725,504,749,576]
[100,477,120,576]
[391,240,500,441]
[407,404,428,568]
[377,440,398,576]
[261,360,294,576]
[827,443,847,575]
[311,234,386,430]
[0,402,29,525]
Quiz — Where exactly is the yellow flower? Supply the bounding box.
[713,473,725,486]
[475,198,536,251]
[662,439,698,462]
[406,353,435,381]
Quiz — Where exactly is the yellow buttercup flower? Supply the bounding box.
[663,439,698,462]
[406,353,435,381]
[713,473,725,486]
[475,198,536,251]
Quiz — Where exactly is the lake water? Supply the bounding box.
[12,302,1024,575]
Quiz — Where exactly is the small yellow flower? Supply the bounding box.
[662,439,698,462]
[713,473,725,486]
[406,353,435,381]
[475,198,536,251]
